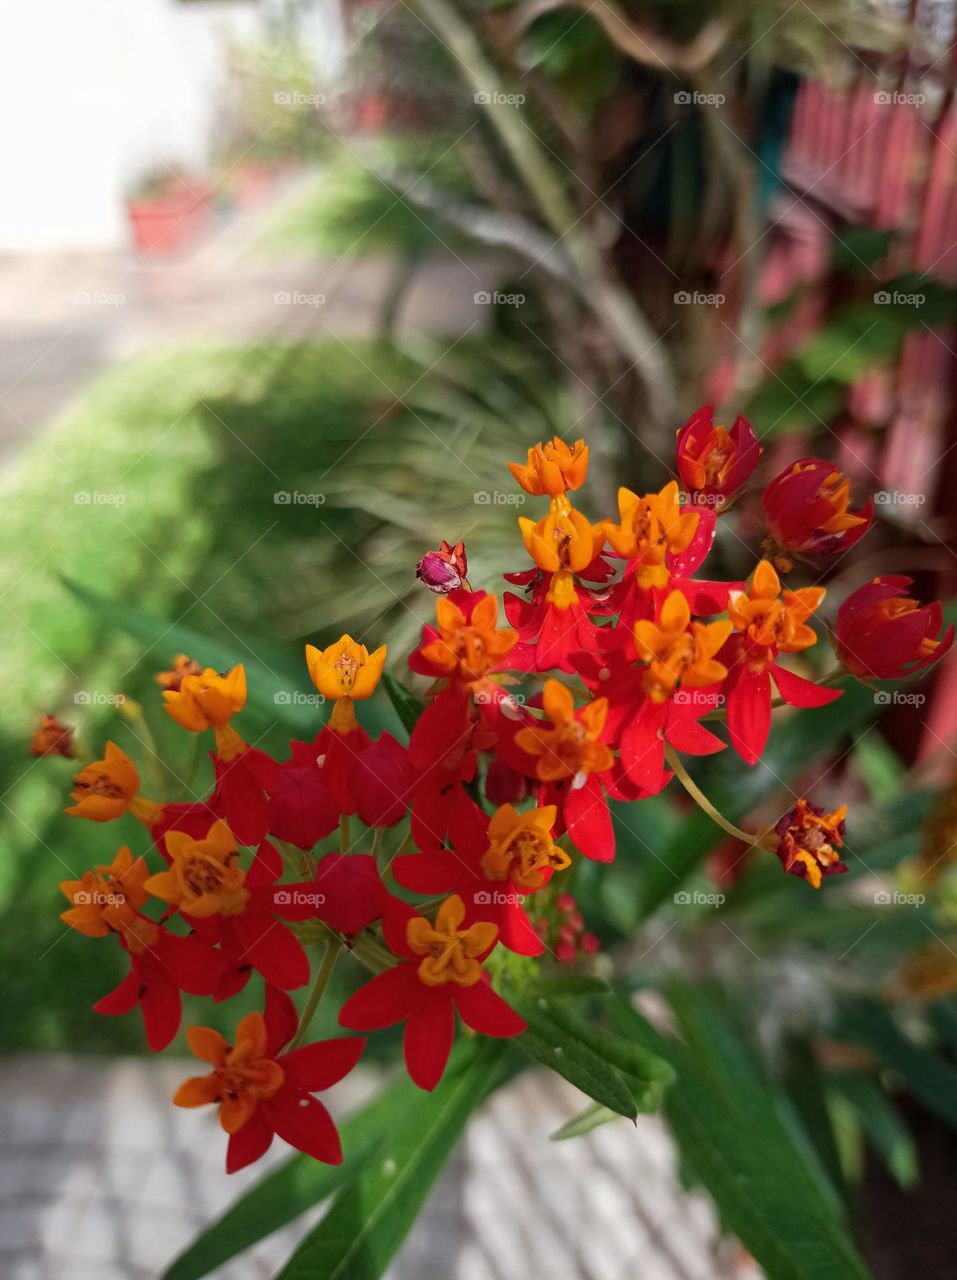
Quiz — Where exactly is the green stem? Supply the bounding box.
[339,814,351,854]
[371,827,385,866]
[289,938,342,1050]
[664,746,765,848]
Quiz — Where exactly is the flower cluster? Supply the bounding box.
[47,410,952,1173]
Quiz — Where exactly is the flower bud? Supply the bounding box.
[415,540,467,594]
[836,575,953,681]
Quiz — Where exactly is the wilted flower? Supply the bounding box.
[416,540,468,594]
[773,799,848,889]
[30,713,75,758]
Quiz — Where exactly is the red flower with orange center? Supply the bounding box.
[413,591,517,687]
[604,481,701,590]
[515,680,613,782]
[763,457,872,568]
[633,589,731,703]
[676,405,760,509]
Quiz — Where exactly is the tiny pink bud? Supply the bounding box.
[415,539,468,594]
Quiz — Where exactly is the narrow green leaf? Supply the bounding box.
[276,1040,506,1280]
[517,997,639,1119]
[608,993,871,1280]
[550,1100,620,1141]
[163,1073,423,1280]
[833,1073,918,1189]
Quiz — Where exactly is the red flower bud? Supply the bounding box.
[836,576,954,680]
[762,457,872,564]
[415,540,467,594]
[676,406,760,509]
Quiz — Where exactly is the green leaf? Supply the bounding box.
[381,669,424,737]
[163,1073,425,1280]
[276,1040,506,1279]
[838,1001,957,1133]
[608,992,871,1280]
[833,1073,918,1189]
[531,975,610,999]
[517,996,638,1119]
[550,1100,621,1141]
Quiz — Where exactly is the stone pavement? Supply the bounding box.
[0,1053,759,1280]
[0,169,503,465]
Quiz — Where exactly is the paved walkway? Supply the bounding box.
[0,170,502,464]
[0,1054,758,1280]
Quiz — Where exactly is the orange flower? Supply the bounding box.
[174,1014,285,1133]
[407,894,499,987]
[515,680,614,782]
[480,803,569,890]
[163,665,248,761]
[728,560,825,659]
[66,741,162,825]
[508,437,588,498]
[145,819,249,918]
[418,593,517,687]
[306,635,386,733]
[633,590,731,702]
[59,845,157,952]
[155,654,203,692]
[604,481,700,589]
[30,713,75,758]
[518,504,605,606]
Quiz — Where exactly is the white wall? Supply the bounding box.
[0,0,266,250]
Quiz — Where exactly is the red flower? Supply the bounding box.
[409,590,517,687]
[174,988,366,1173]
[266,739,338,850]
[393,796,568,955]
[762,457,872,566]
[836,576,954,680]
[676,405,760,509]
[338,895,525,1091]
